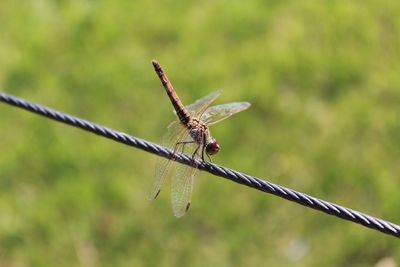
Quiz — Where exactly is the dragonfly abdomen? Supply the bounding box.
[152,59,191,125]
[173,103,190,125]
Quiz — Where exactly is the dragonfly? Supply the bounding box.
[149,59,251,217]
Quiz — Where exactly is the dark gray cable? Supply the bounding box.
[1,91,399,238]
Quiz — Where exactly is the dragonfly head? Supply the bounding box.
[205,139,220,156]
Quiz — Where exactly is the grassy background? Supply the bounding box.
[1,1,400,266]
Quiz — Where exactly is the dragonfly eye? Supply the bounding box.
[206,140,220,155]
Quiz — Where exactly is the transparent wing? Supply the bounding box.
[171,144,198,218]
[201,102,251,126]
[148,121,188,201]
[186,90,222,117]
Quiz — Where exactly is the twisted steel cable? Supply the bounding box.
[1,91,399,238]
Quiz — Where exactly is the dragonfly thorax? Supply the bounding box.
[187,119,208,145]
[187,118,220,156]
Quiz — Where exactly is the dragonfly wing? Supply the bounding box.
[149,121,188,200]
[171,159,197,218]
[186,90,222,116]
[201,102,251,126]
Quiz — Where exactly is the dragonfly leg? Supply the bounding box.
[190,145,201,167]
[206,153,212,162]
[175,141,195,154]
[192,145,199,159]
[200,147,212,162]
[188,148,201,169]
[201,133,207,161]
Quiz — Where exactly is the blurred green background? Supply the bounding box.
[1,0,400,266]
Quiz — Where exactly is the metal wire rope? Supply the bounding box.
[1,92,399,238]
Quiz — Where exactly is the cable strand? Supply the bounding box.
[1,92,399,238]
